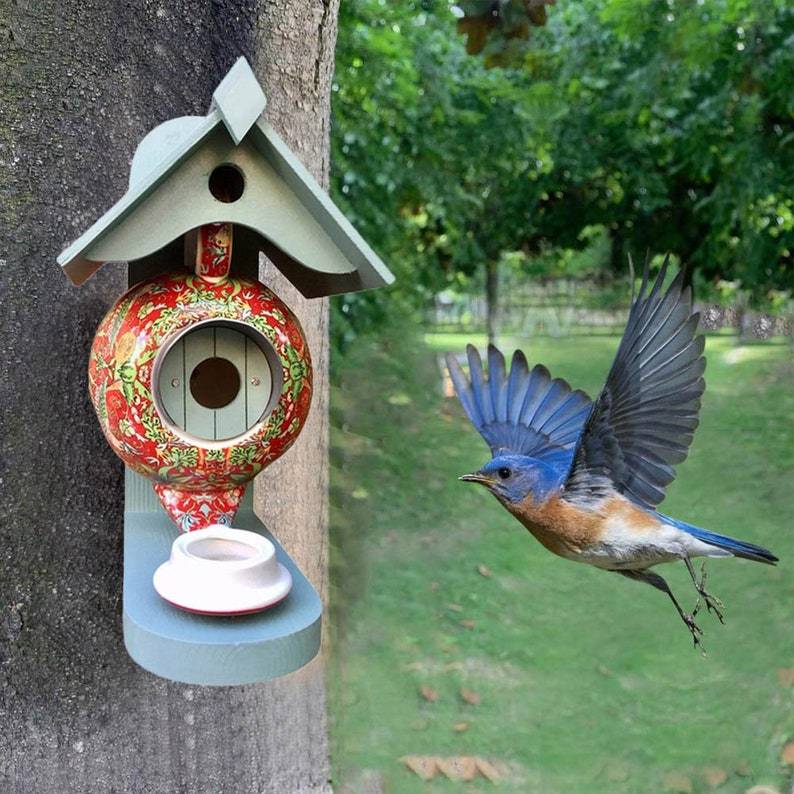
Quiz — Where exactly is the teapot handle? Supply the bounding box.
[194,222,233,283]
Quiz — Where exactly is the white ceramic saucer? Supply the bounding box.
[153,525,292,615]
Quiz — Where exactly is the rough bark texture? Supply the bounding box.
[0,2,337,792]
[253,0,335,626]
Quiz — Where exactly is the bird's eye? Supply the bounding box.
[497,467,511,480]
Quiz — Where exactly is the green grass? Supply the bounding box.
[328,327,794,793]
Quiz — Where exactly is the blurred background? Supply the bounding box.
[325,2,794,792]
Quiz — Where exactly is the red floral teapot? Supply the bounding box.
[89,223,312,531]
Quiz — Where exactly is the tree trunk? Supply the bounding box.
[0,3,337,792]
[485,259,499,345]
[609,225,625,275]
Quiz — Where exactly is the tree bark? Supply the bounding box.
[0,2,337,792]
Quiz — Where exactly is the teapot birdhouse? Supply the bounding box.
[58,58,393,685]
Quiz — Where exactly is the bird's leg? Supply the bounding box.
[684,558,724,623]
[616,569,704,651]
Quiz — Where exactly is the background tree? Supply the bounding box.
[0,3,337,792]
[456,0,556,66]
[332,0,794,342]
[332,0,551,344]
[534,0,794,297]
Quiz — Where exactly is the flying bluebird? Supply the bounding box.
[446,260,777,648]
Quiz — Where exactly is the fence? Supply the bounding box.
[429,280,793,340]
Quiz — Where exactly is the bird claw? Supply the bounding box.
[694,562,725,623]
[702,595,725,623]
[682,609,705,652]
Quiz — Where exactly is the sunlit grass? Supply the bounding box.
[328,327,794,793]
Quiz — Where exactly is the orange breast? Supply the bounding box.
[504,492,662,560]
[504,494,606,559]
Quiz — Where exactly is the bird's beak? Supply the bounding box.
[459,472,494,486]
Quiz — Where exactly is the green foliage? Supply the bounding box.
[331,0,794,345]
[331,0,557,346]
[456,0,555,65]
[542,0,794,296]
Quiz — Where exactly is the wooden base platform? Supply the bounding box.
[122,471,322,685]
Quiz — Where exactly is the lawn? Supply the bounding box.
[327,326,794,794]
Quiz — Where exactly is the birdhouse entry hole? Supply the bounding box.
[154,320,280,443]
[186,537,259,563]
[190,357,240,409]
[209,164,245,203]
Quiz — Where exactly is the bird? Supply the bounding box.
[446,258,778,648]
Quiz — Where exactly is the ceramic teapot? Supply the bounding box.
[88,223,312,530]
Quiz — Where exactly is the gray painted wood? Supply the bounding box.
[124,472,322,686]
[213,327,247,439]
[81,128,363,279]
[183,327,217,440]
[157,325,273,440]
[57,60,394,298]
[159,337,187,433]
[0,3,338,792]
[210,56,267,146]
[245,336,273,430]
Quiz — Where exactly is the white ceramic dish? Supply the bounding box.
[153,525,292,615]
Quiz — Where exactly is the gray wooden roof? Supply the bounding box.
[58,58,393,298]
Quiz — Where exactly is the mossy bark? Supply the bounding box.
[0,2,337,791]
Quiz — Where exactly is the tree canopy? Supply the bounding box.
[330,0,794,339]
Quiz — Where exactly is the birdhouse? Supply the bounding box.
[58,58,393,685]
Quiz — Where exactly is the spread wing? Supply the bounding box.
[563,258,706,508]
[446,344,592,471]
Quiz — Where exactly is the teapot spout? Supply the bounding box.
[153,482,246,532]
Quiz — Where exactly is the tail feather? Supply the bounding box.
[663,515,778,565]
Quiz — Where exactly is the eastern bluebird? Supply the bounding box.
[446,259,777,648]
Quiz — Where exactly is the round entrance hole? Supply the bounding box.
[189,357,241,409]
[154,320,279,443]
[209,164,245,203]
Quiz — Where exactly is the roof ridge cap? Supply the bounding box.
[210,57,267,145]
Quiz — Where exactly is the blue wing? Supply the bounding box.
[445,344,592,472]
[563,257,706,508]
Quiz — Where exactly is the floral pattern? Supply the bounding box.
[153,483,245,532]
[89,271,312,530]
[195,222,233,282]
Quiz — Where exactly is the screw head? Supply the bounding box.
[171,378,180,388]
[250,377,261,386]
